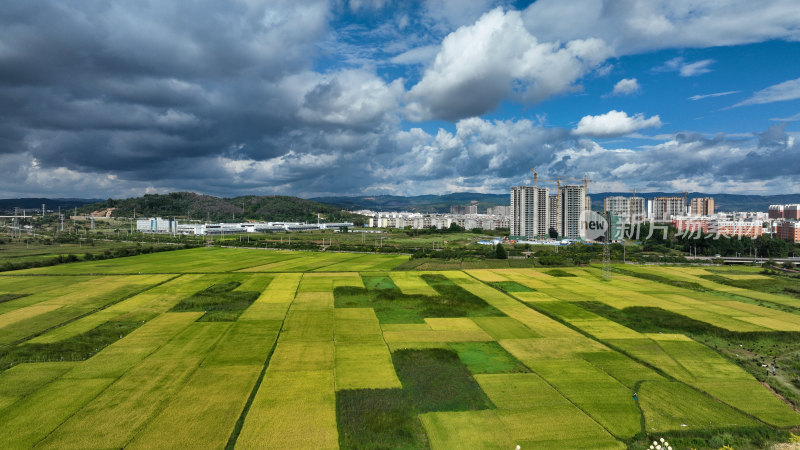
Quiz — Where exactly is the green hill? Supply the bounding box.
[79,192,365,225]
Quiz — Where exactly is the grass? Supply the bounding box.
[127,366,261,449]
[0,293,28,304]
[337,389,428,449]
[546,269,577,277]
[169,281,261,321]
[578,301,800,409]
[475,373,624,448]
[0,320,143,370]
[638,380,759,432]
[392,348,494,413]
[449,342,530,374]
[489,281,534,292]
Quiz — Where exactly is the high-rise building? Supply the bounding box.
[548,194,558,236]
[559,185,585,239]
[603,196,645,223]
[690,197,715,216]
[467,204,478,215]
[785,204,800,220]
[768,205,785,219]
[651,197,687,221]
[777,221,800,243]
[510,186,550,239]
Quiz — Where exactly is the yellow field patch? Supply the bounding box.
[424,317,484,331]
[420,410,514,450]
[128,365,261,449]
[237,370,338,449]
[335,343,401,390]
[500,337,607,362]
[382,329,493,344]
[268,341,335,372]
[389,272,438,296]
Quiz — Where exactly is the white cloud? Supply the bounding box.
[389,45,440,65]
[406,8,613,121]
[732,77,800,108]
[521,0,800,55]
[770,112,800,121]
[656,57,714,76]
[610,78,640,96]
[573,110,662,138]
[688,90,740,101]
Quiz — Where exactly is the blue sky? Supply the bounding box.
[0,0,799,198]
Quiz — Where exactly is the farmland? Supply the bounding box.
[1,248,799,448]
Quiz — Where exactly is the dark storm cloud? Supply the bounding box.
[0,0,331,176]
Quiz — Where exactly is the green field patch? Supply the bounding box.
[638,380,759,433]
[237,369,338,448]
[337,388,428,449]
[334,273,504,324]
[0,362,77,411]
[528,359,642,439]
[490,281,534,292]
[472,317,540,339]
[420,410,512,449]
[0,293,29,304]
[380,323,431,332]
[202,320,282,367]
[545,268,577,277]
[579,351,663,389]
[475,373,623,449]
[1,320,143,370]
[128,365,261,449]
[169,281,261,321]
[38,322,227,448]
[449,342,530,374]
[0,275,169,346]
[362,274,399,290]
[693,380,800,428]
[62,312,202,380]
[393,348,494,412]
[0,377,114,448]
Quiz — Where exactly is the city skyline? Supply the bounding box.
[0,1,799,199]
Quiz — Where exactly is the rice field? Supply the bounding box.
[0,248,799,448]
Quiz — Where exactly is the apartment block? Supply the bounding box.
[604,196,646,222]
[690,197,715,216]
[510,186,550,239]
[651,196,687,221]
[559,185,585,240]
[777,221,800,243]
[768,205,785,219]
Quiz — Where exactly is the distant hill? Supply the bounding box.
[313,192,800,213]
[0,198,101,213]
[77,192,365,224]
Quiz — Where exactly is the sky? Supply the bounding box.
[1,0,799,199]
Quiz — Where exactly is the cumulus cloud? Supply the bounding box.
[405,8,613,121]
[573,110,662,138]
[610,78,640,96]
[732,77,800,107]
[655,57,714,76]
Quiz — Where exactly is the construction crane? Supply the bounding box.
[529,169,565,188]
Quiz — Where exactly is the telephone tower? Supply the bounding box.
[602,212,611,281]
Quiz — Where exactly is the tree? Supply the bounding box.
[495,243,507,259]
[448,222,464,232]
[548,228,558,239]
